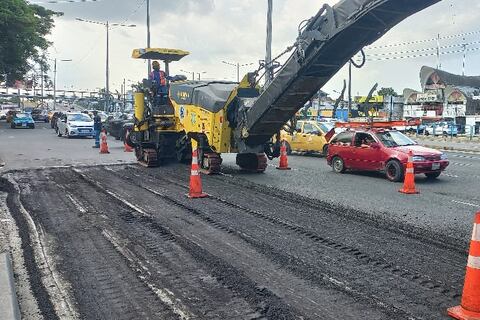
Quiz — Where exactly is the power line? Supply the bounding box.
[115,0,146,27]
[29,0,102,4]
[361,46,480,62]
[365,40,480,57]
[366,29,480,50]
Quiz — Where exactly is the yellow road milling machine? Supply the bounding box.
[128,0,440,173]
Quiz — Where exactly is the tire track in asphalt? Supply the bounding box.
[59,169,263,320]
[10,170,180,320]
[101,165,465,320]
[71,167,313,320]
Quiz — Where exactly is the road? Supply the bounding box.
[220,150,480,245]
[0,121,134,170]
[0,121,478,319]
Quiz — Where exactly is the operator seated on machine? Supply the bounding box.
[149,60,174,106]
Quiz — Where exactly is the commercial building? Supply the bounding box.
[403,66,480,132]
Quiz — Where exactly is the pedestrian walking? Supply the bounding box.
[92,111,102,148]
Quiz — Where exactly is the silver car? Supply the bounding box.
[56,112,95,138]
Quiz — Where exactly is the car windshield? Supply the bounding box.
[318,122,334,133]
[68,114,91,122]
[16,113,29,118]
[375,131,416,147]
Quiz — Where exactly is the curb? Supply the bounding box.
[0,252,21,320]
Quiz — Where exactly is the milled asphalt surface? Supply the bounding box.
[221,149,480,245]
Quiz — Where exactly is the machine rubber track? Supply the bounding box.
[201,153,222,175]
[136,148,158,168]
[236,153,268,173]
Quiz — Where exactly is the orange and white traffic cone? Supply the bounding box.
[124,130,133,152]
[187,148,208,198]
[99,130,110,154]
[448,212,480,320]
[276,140,291,170]
[399,150,418,194]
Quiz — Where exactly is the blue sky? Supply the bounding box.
[36,0,479,98]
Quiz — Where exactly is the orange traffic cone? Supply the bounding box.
[124,130,133,152]
[99,130,110,154]
[448,212,480,320]
[187,148,208,198]
[399,150,418,194]
[276,140,291,170]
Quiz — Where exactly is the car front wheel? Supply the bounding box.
[332,156,345,173]
[425,172,441,179]
[322,144,329,157]
[385,159,404,182]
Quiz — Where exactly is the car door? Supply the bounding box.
[352,132,381,170]
[298,122,316,150]
[330,131,355,167]
[289,121,304,151]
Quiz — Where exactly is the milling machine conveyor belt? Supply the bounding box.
[243,0,440,146]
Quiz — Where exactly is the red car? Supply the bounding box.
[326,129,449,182]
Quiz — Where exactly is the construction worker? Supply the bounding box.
[149,60,173,105]
[92,111,102,148]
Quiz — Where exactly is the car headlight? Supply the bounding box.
[70,125,78,128]
[412,156,426,162]
[441,153,448,160]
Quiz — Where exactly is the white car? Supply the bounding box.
[424,122,458,136]
[56,112,94,138]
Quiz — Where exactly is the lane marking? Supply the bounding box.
[452,200,480,208]
[451,162,473,167]
[443,173,459,178]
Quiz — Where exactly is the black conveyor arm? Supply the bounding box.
[241,0,440,147]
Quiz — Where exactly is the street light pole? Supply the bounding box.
[106,21,110,112]
[348,61,352,121]
[147,0,151,76]
[265,0,274,86]
[76,18,135,112]
[53,58,57,110]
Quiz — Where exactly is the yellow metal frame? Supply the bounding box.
[131,48,190,62]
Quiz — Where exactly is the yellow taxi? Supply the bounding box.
[279,120,334,156]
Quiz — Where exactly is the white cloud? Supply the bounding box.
[43,0,479,98]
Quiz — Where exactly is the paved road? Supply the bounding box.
[2,165,467,319]
[221,149,480,244]
[0,121,476,319]
[0,121,135,170]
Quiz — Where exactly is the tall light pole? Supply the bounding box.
[52,58,72,110]
[147,0,151,76]
[347,61,352,121]
[76,18,136,112]
[221,61,254,83]
[265,0,274,86]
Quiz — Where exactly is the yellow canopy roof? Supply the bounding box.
[131,48,190,62]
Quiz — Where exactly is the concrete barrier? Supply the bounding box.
[0,252,21,320]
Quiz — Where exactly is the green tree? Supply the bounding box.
[377,87,398,97]
[0,0,61,84]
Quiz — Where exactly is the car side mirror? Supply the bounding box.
[370,142,380,149]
